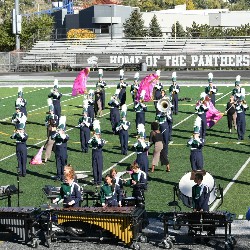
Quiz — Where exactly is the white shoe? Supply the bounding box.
[229,129,232,133]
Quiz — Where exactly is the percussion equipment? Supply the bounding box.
[178,171,218,208]
[159,211,236,249]
[122,197,136,207]
[0,185,19,207]
[0,207,41,243]
[44,206,146,247]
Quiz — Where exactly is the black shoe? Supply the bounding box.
[22,174,26,177]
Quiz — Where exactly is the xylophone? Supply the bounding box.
[43,206,147,248]
[159,211,236,249]
[0,207,41,244]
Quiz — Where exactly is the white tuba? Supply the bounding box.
[157,97,171,113]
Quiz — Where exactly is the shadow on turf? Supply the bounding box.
[206,144,249,155]
[213,174,250,186]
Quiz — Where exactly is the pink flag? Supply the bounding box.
[71,67,90,96]
[136,73,159,102]
[206,101,223,128]
[30,146,44,165]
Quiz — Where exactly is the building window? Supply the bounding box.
[100,25,109,34]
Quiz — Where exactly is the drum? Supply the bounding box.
[122,197,136,207]
[178,172,217,208]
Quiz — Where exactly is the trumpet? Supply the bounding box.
[157,97,171,113]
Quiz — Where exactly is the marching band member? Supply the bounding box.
[126,162,147,206]
[78,108,91,153]
[130,72,140,103]
[205,72,217,106]
[108,89,120,134]
[169,72,180,115]
[88,120,105,187]
[232,75,245,100]
[86,89,95,123]
[192,173,209,212]
[153,77,163,110]
[187,117,204,171]
[48,79,62,119]
[195,92,209,141]
[155,101,170,156]
[11,105,27,129]
[225,96,236,133]
[116,105,130,155]
[45,98,59,137]
[134,90,147,128]
[100,174,122,207]
[53,165,81,208]
[235,96,248,140]
[51,116,69,181]
[110,168,124,190]
[118,69,128,106]
[10,122,28,177]
[134,124,150,175]
[96,69,107,110]
[15,87,27,116]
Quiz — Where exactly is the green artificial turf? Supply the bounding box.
[0,84,249,218]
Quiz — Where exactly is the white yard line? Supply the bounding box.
[210,156,250,211]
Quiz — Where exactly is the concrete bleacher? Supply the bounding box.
[17,37,250,71]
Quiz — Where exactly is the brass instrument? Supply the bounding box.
[157,97,171,113]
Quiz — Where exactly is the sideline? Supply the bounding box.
[210,156,250,211]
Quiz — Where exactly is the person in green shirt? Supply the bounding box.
[100,174,122,207]
[53,165,81,208]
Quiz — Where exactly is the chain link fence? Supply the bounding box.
[0,52,26,72]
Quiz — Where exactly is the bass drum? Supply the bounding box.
[178,172,217,208]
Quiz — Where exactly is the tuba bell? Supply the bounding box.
[157,97,171,113]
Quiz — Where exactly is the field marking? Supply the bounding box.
[0,87,46,100]
[0,93,82,121]
[210,156,250,211]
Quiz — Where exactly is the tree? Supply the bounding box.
[123,9,147,38]
[67,29,96,39]
[21,14,54,50]
[171,21,186,37]
[148,14,162,37]
[186,0,195,10]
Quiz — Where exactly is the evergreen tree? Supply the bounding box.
[171,21,186,37]
[148,14,162,37]
[123,9,147,38]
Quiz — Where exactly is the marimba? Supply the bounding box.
[0,207,41,245]
[43,206,147,248]
[159,211,236,249]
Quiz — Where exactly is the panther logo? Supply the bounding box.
[87,56,98,65]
